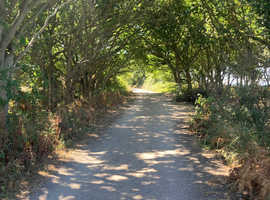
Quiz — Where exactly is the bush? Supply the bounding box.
[176,87,208,104]
[191,86,270,199]
[0,107,59,195]
[193,86,270,148]
[0,83,129,197]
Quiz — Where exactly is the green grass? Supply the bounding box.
[141,76,178,93]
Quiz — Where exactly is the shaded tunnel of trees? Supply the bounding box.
[0,0,270,198]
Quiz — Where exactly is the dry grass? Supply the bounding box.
[0,90,129,199]
[191,87,270,200]
[230,148,270,200]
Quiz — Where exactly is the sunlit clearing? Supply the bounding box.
[132,88,156,93]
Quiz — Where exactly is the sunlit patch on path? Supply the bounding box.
[132,88,157,94]
[24,92,231,200]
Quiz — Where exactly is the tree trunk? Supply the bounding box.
[0,78,8,132]
[227,73,231,86]
[185,69,192,94]
[240,75,243,87]
[0,52,14,132]
[173,71,182,88]
[48,66,52,110]
[215,67,223,89]
[65,77,73,104]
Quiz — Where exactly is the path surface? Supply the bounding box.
[26,89,231,200]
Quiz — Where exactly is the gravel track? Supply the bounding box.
[26,89,231,200]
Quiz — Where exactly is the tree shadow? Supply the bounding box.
[27,92,234,200]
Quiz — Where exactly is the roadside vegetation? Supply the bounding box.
[191,86,270,199]
[0,0,270,199]
[126,1,270,199]
[0,1,132,197]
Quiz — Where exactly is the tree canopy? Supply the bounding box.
[0,0,270,197]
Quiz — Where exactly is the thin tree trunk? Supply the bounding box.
[227,73,230,86]
[48,67,52,110]
[0,52,14,132]
[240,75,243,87]
[0,76,8,131]
[185,69,192,94]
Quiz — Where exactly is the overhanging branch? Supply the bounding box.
[15,0,75,65]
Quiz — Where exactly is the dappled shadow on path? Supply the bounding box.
[27,92,231,200]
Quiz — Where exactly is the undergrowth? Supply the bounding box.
[0,87,129,198]
[190,86,270,200]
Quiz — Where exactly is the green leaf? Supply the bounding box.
[19,36,27,46]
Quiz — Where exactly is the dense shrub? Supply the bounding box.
[0,86,128,197]
[176,87,208,104]
[191,86,270,199]
[193,86,270,149]
[0,106,59,195]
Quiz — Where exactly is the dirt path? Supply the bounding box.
[25,89,231,200]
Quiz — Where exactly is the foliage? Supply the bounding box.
[191,86,270,199]
[175,86,208,104]
[142,76,178,93]
[0,0,270,199]
[193,86,270,150]
[0,0,133,197]
[0,88,128,197]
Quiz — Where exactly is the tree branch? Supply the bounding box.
[248,35,270,49]
[15,0,75,65]
[0,0,33,51]
[0,25,3,43]
[16,3,49,38]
